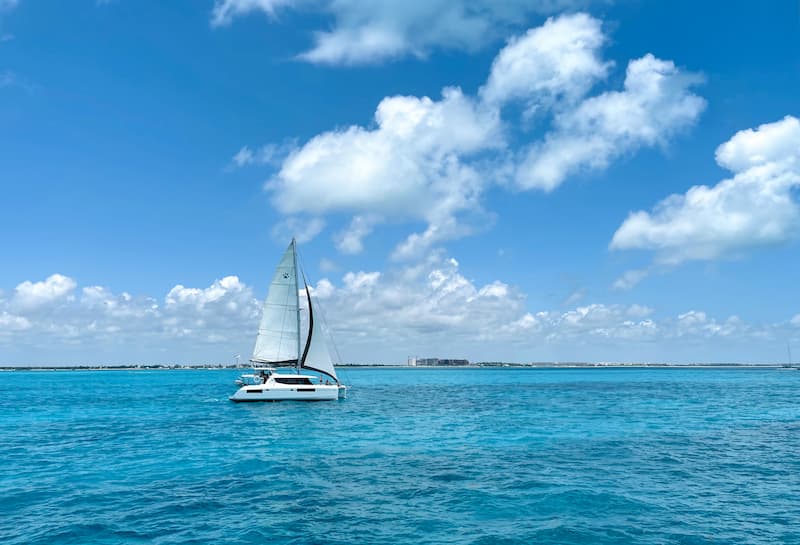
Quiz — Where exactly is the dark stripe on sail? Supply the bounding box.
[301,363,338,383]
[300,273,314,368]
[250,358,298,365]
[299,273,339,384]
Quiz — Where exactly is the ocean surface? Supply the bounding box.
[1,367,799,544]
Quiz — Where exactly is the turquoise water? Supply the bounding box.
[1,368,799,544]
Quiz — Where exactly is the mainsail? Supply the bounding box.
[251,241,299,364]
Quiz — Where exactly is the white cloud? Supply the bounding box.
[302,253,669,352]
[252,15,705,258]
[0,311,31,332]
[81,286,157,321]
[211,0,292,27]
[12,274,77,311]
[0,267,793,364]
[612,268,649,291]
[211,0,601,65]
[268,86,501,257]
[270,88,501,216]
[611,116,800,265]
[230,141,297,168]
[335,214,380,254]
[271,216,325,244]
[310,278,335,299]
[232,146,254,167]
[0,273,259,362]
[481,13,610,115]
[715,115,800,173]
[319,253,528,341]
[165,275,251,312]
[391,214,481,261]
[675,311,745,339]
[516,54,705,191]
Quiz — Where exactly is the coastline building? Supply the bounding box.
[407,357,417,367]
[416,358,470,366]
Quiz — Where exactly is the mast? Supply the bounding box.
[292,238,301,374]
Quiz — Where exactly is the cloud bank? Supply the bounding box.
[2,260,796,364]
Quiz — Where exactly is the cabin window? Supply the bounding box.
[297,388,316,392]
[274,377,313,385]
[246,389,263,393]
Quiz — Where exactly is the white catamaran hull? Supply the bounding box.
[230,383,342,402]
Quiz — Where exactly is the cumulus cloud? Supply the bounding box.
[302,253,766,357]
[268,86,502,257]
[516,54,705,191]
[0,273,260,360]
[611,116,800,265]
[254,14,704,257]
[270,88,501,216]
[11,274,77,311]
[313,253,529,341]
[211,0,600,65]
[335,214,380,254]
[163,275,259,340]
[481,13,610,115]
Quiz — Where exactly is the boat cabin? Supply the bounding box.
[235,368,332,387]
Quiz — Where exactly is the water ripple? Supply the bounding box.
[1,368,799,544]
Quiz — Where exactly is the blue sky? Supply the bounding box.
[1,0,798,365]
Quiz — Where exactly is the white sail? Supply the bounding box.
[301,292,338,382]
[252,242,299,363]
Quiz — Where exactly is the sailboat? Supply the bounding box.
[230,239,346,402]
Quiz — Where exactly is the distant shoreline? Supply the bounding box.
[1,364,796,371]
